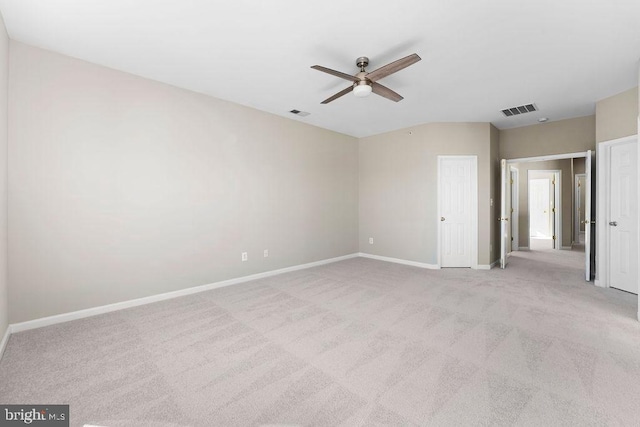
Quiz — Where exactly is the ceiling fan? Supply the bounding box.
[311,53,421,104]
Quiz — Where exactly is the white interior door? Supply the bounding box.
[505,169,512,253]
[575,174,586,242]
[529,178,552,238]
[500,159,508,268]
[579,175,586,233]
[528,170,559,251]
[510,168,519,251]
[609,141,638,294]
[439,157,473,267]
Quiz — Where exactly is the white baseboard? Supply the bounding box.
[10,253,360,334]
[561,246,572,250]
[359,252,499,270]
[477,260,499,270]
[0,325,10,360]
[358,253,440,269]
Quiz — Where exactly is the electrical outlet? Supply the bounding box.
[369,237,374,244]
[241,252,248,262]
[263,249,268,258]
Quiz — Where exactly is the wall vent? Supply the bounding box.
[501,103,537,117]
[290,109,310,117]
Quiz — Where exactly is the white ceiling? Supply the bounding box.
[0,0,639,138]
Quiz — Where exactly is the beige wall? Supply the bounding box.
[573,157,585,174]
[595,87,638,143]
[8,42,359,323]
[359,122,494,266]
[512,159,572,249]
[0,15,8,339]
[499,116,595,159]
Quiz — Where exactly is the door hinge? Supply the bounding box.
[552,207,556,213]
[510,179,513,184]
[552,235,556,240]
[511,208,514,213]
[552,179,556,185]
[511,237,514,241]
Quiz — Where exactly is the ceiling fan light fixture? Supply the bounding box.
[353,82,372,98]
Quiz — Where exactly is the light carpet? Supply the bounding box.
[1,250,639,426]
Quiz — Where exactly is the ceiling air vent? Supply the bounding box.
[289,109,310,117]
[501,103,537,117]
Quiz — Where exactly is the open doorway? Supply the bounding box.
[500,151,594,280]
[528,170,560,250]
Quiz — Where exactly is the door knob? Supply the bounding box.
[609,221,618,226]
[441,217,445,221]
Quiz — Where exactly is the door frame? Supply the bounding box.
[527,170,562,250]
[574,173,586,243]
[437,155,478,269]
[596,134,638,289]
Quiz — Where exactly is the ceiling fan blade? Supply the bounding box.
[366,53,421,82]
[311,65,357,82]
[371,82,403,102]
[321,85,354,104]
